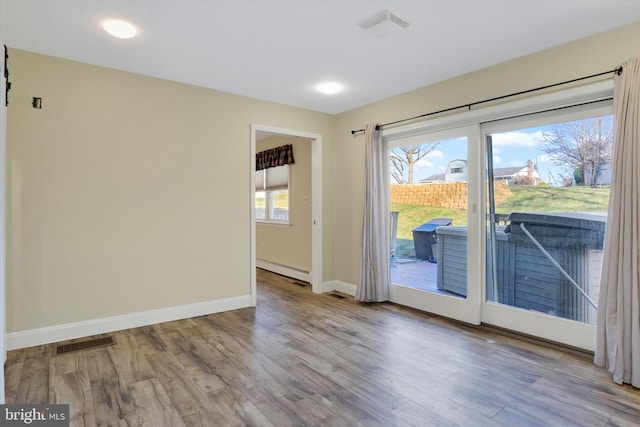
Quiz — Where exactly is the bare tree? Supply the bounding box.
[389,151,406,184]
[542,117,613,187]
[390,142,441,184]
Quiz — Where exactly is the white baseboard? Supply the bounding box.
[322,280,357,296]
[7,294,252,351]
[256,259,310,283]
[316,280,337,293]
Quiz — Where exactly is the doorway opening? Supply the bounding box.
[250,125,322,306]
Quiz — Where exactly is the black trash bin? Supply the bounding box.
[412,218,452,262]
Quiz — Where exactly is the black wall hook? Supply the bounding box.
[4,44,10,107]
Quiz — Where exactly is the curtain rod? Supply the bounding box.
[350,67,623,135]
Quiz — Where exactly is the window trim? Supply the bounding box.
[383,80,613,144]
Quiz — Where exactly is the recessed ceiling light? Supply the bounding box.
[315,81,345,95]
[103,19,137,39]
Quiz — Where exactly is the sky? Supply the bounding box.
[395,116,613,187]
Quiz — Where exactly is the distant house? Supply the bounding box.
[420,159,467,183]
[584,163,612,186]
[445,159,467,182]
[421,159,542,185]
[493,160,542,185]
[420,173,446,183]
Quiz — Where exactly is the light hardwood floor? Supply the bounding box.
[5,269,640,426]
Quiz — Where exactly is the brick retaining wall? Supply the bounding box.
[391,181,511,209]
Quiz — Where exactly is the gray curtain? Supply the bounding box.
[595,57,640,387]
[356,123,390,302]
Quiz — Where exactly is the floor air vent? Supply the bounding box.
[56,336,115,355]
[329,293,346,299]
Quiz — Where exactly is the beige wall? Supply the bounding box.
[333,21,640,286]
[1,36,7,388]
[6,21,640,338]
[256,135,312,272]
[6,50,335,334]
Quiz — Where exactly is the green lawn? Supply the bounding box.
[255,192,288,208]
[495,185,609,213]
[391,204,466,240]
[392,185,609,242]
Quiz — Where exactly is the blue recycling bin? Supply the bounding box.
[412,218,453,262]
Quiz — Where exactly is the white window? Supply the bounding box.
[255,165,289,223]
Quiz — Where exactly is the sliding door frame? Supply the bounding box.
[481,101,613,351]
[382,80,614,350]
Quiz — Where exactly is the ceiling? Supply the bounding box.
[1,1,639,115]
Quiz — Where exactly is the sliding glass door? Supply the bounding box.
[383,86,613,350]
[388,126,482,324]
[483,103,613,350]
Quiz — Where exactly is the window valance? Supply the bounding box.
[256,144,295,171]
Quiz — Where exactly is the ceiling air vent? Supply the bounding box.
[358,10,410,39]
